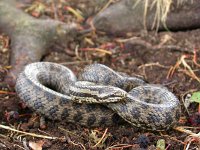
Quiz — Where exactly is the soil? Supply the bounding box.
[0,1,200,150]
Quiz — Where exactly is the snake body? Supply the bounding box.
[15,62,123,127]
[15,62,181,130]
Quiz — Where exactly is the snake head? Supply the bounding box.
[98,86,128,103]
[70,81,128,104]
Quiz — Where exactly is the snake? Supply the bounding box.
[15,62,181,130]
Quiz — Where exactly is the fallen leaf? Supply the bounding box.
[156,139,165,150]
[29,140,44,150]
[190,92,200,103]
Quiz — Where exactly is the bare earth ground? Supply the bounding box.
[1,1,200,150]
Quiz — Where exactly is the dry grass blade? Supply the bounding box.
[180,55,200,83]
[175,126,200,137]
[98,0,115,15]
[133,0,190,31]
[65,6,84,21]
[175,126,200,150]
[143,0,149,31]
[167,54,200,83]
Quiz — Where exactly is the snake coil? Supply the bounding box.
[15,62,181,130]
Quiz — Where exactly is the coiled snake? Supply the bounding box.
[15,62,181,130]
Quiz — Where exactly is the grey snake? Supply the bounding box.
[15,62,181,130]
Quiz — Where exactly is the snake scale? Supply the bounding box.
[15,62,181,130]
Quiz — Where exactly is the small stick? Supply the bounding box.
[106,144,135,150]
[92,128,108,148]
[80,48,112,55]
[159,132,185,144]
[0,124,64,140]
[198,104,200,113]
[59,61,90,65]
[138,62,170,69]
[174,126,200,137]
[116,38,193,53]
[97,0,115,15]
[51,0,58,20]
[0,90,15,95]
[65,6,84,21]
[180,90,197,116]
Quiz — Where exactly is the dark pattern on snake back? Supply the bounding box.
[15,62,181,130]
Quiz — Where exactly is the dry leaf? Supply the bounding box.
[29,140,45,150]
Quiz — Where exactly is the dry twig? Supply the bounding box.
[0,124,65,140]
[92,128,108,148]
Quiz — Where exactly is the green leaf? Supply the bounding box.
[190,92,200,103]
[156,139,165,150]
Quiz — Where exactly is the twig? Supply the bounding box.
[192,48,200,67]
[174,126,200,137]
[138,62,170,69]
[159,132,185,144]
[14,144,26,150]
[0,124,65,140]
[180,89,197,116]
[92,128,108,148]
[0,90,15,95]
[178,126,200,129]
[59,61,91,65]
[65,6,84,21]
[181,55,200,82]
[75,45,82,60]
[181,69,200,83]
[97,0,115,15]
[80,48,112,55]
[58,126,83,139]
[62,130,86,150]
[51,0,58,20]
[106,144,135,150]
[69,140,86,150]
[167,54,200,82]
[183,133,200,150]
[116,38,192,53]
